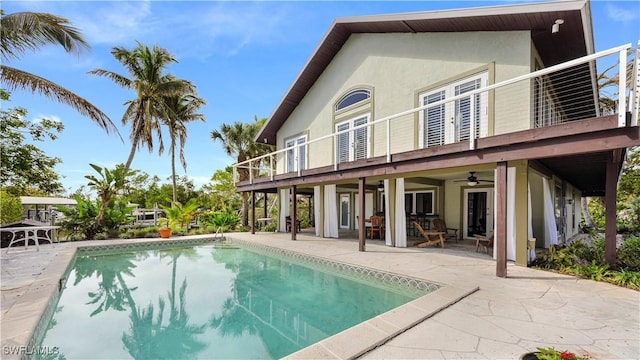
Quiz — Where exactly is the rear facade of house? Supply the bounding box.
[234,0,640,273]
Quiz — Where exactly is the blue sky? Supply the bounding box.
[3,0,639,195]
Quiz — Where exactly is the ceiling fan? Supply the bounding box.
[454,171,494,186]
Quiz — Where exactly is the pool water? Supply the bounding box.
[36,243,431,359]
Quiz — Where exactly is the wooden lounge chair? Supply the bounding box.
[432,218,458,242]
[474,233,494,253]
[413,221,444,248]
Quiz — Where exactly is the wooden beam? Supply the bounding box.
[263,192,268,218]
[250,190,255,235]
[358,177,366,252]
[495,161,508,278]
[605,152,618,265]
[236,124,638,193]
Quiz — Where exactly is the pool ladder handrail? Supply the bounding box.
[213,227,225,242]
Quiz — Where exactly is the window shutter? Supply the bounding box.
[424,91,446,147]
[336,123,350,164]
[353,116,368,160]
[297,137,306,170]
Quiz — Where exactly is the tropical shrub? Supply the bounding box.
[617,236,640,271]
[56,195,99,240]
[199,210,240,232]
[0,189,23,224]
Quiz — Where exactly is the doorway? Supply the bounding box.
[463,188,494,239]
[339,194,350,229]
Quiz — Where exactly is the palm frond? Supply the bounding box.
[1,65,121,139]
[1,11,89,61]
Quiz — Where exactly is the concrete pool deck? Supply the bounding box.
[1,232,638,359]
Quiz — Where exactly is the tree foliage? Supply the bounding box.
[210,116,274,226]
[89,41,194,172]
[0,189,23,224]
[0,94,64,195]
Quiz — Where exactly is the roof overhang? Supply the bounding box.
[20,196,77,206]
[257,0,594,145]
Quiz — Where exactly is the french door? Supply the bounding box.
[419,72,488,148]
[463,188,494,239]
[336,114,369,164]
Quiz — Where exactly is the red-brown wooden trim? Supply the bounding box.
[495,162,507,278]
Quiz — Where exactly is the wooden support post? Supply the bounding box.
[291,185,297,240]
[605,151,619,266]
[263,192,268,218]
[250,190,255,235]
[358,177,366,252]
[496,161,508,278]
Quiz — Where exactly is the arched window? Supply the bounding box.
[335,89,370,111]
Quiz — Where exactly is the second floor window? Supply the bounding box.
[336,115,369,164]
[286,135,306,172]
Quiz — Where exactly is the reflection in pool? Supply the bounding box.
[37,243,436,359]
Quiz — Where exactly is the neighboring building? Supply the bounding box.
[233,0,639,276]
[20,196,77,224]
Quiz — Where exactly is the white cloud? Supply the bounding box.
[73,1,153,44]
[606,3,638,23]
[32,113,63,125]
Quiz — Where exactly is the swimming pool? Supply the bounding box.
[34,240,440,359]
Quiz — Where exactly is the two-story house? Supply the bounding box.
[234,0,639,276]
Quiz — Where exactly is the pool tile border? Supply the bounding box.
[232,238,442,294]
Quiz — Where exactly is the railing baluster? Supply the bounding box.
[619,48,628,127]
[270,154,274,181]
[249,161,254,184]
[386,118,391,162]
[630,41,640,127]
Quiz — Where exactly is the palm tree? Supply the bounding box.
[89,41,194,173]
[0,10,119,135]
[163,94,205,203]
[84,163,129,236]
[210,117,273,226]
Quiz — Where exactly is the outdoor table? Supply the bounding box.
[256,217,273,230]
[2,226,60,253]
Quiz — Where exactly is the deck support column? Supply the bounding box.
[263,192,268,218]
[496,161,508,278]
[605,151,619,266]
[291,185,297,240]
[250,190,255,235]
[358,177,366,252]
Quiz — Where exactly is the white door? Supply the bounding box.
[463,188,494,239]
[339,194,350,229]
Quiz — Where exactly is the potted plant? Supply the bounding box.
[158,217,172,238]
[521,347,590,360]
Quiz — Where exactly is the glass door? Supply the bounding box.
[463,188,493,239]
[339,194,350,229]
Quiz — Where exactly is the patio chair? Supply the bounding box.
[432,218,458,242]
[285,216,301,232]
[367,216,384,240]
[474,233,494,254]
[413,221,444,248]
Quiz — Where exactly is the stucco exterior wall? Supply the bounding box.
[276,31,532,173]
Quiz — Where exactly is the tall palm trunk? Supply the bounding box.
[581,197,595,229]
[171,137,178,203]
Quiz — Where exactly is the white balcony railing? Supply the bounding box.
[234,42,638,184]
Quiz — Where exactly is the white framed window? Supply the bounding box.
[335,89,371,112]
[336,114,370,164]
[403,190,436,215]
[285,135,306,172]
[419,72,488,148]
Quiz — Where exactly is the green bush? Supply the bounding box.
[0,190,23,225]
[617,236,640,271]
[199,210,240,232]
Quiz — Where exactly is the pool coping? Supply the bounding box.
[2,236,478,360]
